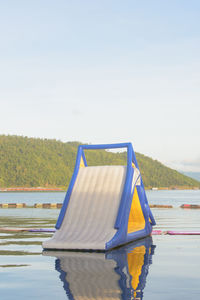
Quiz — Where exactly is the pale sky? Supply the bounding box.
[0,1,200,171]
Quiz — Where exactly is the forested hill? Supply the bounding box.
[0,135,199,189]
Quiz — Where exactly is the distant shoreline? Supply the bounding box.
[0,186,199,192]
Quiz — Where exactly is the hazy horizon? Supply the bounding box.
[1,1,200,172]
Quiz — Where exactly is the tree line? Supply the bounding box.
[0,135,199,188]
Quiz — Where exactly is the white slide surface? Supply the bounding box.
[43,165,127,250]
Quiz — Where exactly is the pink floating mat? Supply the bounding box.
[29,228,56,232]
[167,231,200,235]
[1,227,200,235]
[151,230,166,235]
[0,227,30,232]
[0,227,56,233]
[152,230,200,235]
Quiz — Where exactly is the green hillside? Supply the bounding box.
[0,135,199,189]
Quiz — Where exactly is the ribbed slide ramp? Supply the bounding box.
[43,166,126,250]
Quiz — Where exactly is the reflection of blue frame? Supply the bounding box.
[55,259,75,300]
[54,237,155,300]
[55,143,155,250]
[107,237,155,300]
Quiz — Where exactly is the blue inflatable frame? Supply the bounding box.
[56,143,156,250]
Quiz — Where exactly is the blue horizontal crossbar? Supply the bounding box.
[80,143,132,169]
[79,143,132,150]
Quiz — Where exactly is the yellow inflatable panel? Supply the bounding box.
[127,187,145,234]
[80,156,85,168]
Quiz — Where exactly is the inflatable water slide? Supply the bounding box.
[43,143,156,251]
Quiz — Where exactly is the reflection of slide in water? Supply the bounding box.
[43,237,155,300]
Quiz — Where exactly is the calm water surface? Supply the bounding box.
[0,190,200,299]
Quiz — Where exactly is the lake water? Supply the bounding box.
[0,190,200,299]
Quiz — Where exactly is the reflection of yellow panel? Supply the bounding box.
[127,245,146,291]
[127,187,145,234]
[80,157,85,168]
